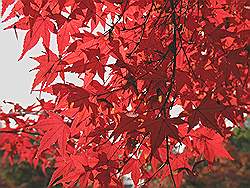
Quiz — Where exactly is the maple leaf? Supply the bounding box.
[141,117,182,157]
[110,113,141,142]
[83,47,108,80]
[188,93,226,134]
[31,49,65,90]
[34,112,70,157]
[123,158,141,185]
[57,19,82,55]
[190,127,233,162]
[1,0,15,16]
[49,152,98,187]
[18,16,55,60]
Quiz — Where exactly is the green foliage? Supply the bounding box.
[230,118,250,152]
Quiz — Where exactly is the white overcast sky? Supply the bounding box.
[0,3,39,111]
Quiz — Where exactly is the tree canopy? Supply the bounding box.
[0,0,249,187]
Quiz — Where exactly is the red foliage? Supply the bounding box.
[0,0,249,187]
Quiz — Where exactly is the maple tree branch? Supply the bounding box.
[112,133,148,178]
[140,136,176,187]
[192,159,207,174]
[104,0,130,40]
[112,0,129,27]
[143,1,179,186]
[157,0,178,118]
[134,81,152,112]
[140,161,167,186]
[166,136,176,188]
[123,133,148,163]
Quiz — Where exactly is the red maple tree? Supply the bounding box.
[0,0,249,187]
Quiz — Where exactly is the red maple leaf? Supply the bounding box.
[34,112,70,157]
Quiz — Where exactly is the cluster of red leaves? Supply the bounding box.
[0,0,249,187]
